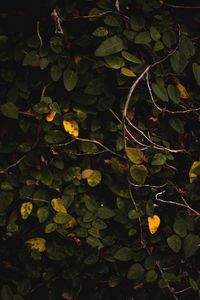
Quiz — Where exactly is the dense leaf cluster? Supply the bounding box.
[0,1,200,299]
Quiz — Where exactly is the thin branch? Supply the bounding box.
[175,287,192,295]
[36,21,43,48]
[51,8,64,34]
[165,3,200,9]
[125,117,184,153]
[146,72,200,114]
[130,182,167,189]
[64,10,129,21]
[0,155,26,174]
[155,190,200,217]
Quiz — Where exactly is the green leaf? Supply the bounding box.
[192,63,200,86]
[1,285,13,300]
[127,263,145,279]
[50,64,62,82]
[145,199,154,217]
[87,170,102,187]
[167,235,181,253]
[173,215,187,238]
[145,270,158,282]
[135,32,151,44]
[114,247,133,261]
[37,207,49,223]
[151,153,167,166]
[1,103,19,119]
[63,68,78,91]
[150,26,161,41]
[44,130,66,144]
[95,35,124,56]
[125,147,144,164]
[97,207,115,219]
[0,191,14,215]
[104,56,125,69]
[23,51,40,67]
[152,83,169,102]
[45,223,57,233]
[167,85,180,104]
[93,27,108,37]
[128,209,143,219]
[121,51,142,64]
[169,117,184,134]
[189,277,199,291]
[183,233,200,258]
[130,165,148,184]
[170,51,188,74]
[53,212,71,224]
[179,36,195,59]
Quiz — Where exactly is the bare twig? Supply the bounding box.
[64,10,129,21]
[130,182,167,189]
[36,21,43,48]
[146,72,200,114]
[51,8,64,34]
[165,3,200,9]
[115,0,120,12]
[175,287,192,295]
[0,155,26,174]
[155,190,200,217]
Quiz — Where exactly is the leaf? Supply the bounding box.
[0,191,14,215]
[51,198,67,213]
[1,103,19,119]
[121,51,142,64]
[130,165,148,184]
[170,51,188,74]
[125,147,145,164]
[20,202,33,220]
[183,233,200,258]
[95,35,124,56]
[148,214,160,234]
[63,69,78,91]
[25,237,46,252]
[93,27,109,37]
[37,207,49,223]
[87,170,102,187]
[104,56,125,69]
[121,67,136,77]
[151,153,166,166]
[169,117,184,134]
[45,223,57,233]
[1,285,13,300]
[173,215,187,238]
[63,120,79,138]
[152,83,169,102]
[46,111,56,122]
[53,212,71,224]
[176,83,189,99]
[44,130,66,143]
[97,207,115,219]
[145,270,158,282]
[114,247,133,261]
[150,26,161,41]
[50,64,62,82]
[81,169,94,179]
[135,32,151,44]
[189,161,200,182]
[167,84,180,104]
[167,235,181,253]
[192,62,200,86]
[127,263,145,279]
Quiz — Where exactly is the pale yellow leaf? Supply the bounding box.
[121,67,136,77]
[63,120,79,138]
[26,237,46,252]
[148,214,160,234]
[189,161,200,183]
[51,198,67,213]
[20,202,33,220]
[46,111,56,122]
[81,169,94,179]
[176,83,189,99]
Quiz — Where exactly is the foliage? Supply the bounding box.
[0,1,200,299]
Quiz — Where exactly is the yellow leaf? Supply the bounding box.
[176,83,189,99]
[189,161,200,183]
[26,237,46,252]
[20,202,33,220]
[63,120,79,138]
[68,217,77,228]
[51,198,67,213]
[46,111,56,122]
[148,214,160,234]
[121,67,136,77]
[81,169,94,179]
